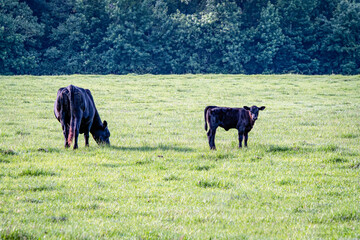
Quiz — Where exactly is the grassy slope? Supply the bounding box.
[0,75,359,239]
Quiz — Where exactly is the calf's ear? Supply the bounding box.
[243,106,250,110]
[103,120,107,128]
[259,106,266,110]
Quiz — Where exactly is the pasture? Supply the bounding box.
[0,74,359,239]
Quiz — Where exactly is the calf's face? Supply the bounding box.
[244,106,265,121]
[93,121,111,145]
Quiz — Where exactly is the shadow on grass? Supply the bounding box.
[0,149,17,155]
[264,143,357,155]
[110,144,193,152]
[266,145,296,153]
[0,229,35,240]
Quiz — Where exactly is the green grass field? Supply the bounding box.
[0,74,359,239]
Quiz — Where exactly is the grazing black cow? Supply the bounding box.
[54,85,110,149]
[204,105,265,150]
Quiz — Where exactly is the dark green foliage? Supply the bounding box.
[320,0,360,74]
[1,0,360,74]
[275,0,319,74]
[0,0,44,74]
[170,1,246,73]
[245,2,285,73]
[99,0,174,74]
[40,0,109,74]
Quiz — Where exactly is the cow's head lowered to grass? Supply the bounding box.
[54,85,111,149]
[92,120,110,145]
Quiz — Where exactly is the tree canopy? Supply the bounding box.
[1,0,360,75]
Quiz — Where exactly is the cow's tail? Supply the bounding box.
[68,124,75,146]
[204,106,216,131]
[67,85,76,146]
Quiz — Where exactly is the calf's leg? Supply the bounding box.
[238,130,244,148]
[207,129,212,149]
[244,132,249,147]
[207,127,217,150]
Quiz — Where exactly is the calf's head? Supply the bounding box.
[244,106,265,121]
[93,120,111,145]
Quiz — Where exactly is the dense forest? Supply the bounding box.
[1,0,360,75]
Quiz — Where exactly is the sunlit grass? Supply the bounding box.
[0,74,359,239]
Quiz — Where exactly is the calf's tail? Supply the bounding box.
[204,107,209,131]
[204,106,216,131]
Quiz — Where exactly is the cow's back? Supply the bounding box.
[67,85,85,112]
[66,85,96,121]
[210,107,240,130]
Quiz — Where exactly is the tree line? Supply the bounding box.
[1,0,360,75]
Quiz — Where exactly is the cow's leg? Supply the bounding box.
[60,110,70,148]
[244,132,249,147]
[62,122,70,148]
[238,129,244,148]
[73,132,79,149]
[84,125,91,147]
[73,122,80,149]
[207,127,217,150]
[84,132,89,147]
[72,116,83,150]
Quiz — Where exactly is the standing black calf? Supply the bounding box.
[204,105,265,150]
[54,85,110,149]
